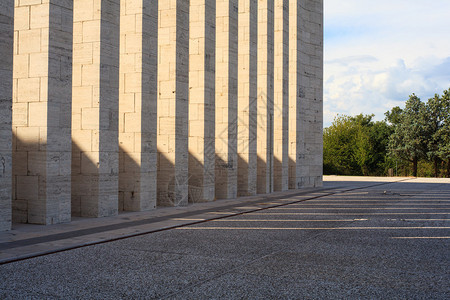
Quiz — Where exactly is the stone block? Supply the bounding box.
[30,4,50,29]
[12,54,28,79]
[18,29,41,54]
[16,77,40,102]
[14,6,30,31]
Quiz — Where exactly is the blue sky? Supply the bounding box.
[324,0,450,127]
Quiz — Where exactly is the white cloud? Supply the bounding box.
[324,1,450,127]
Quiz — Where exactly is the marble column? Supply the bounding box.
[237,0,258,196]
[215,0,238,200]
[0,1,14,230]
[288,0,323,189]
[157,0,190,206]
[188,0,216,202]
[119,0,158,211]
[12,0,73,224]
[256,0,274,194]
[273,0,289,191]
[72,0,120,217]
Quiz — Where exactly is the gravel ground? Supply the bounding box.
[0,177,449,299]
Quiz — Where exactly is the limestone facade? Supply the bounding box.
[0,0,323,230]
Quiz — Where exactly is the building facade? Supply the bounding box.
[0,0,323,231]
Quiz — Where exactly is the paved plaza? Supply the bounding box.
[0,176,449,299]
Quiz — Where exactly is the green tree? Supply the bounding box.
[326,88,449,178]
[386,94,428,177]
[425,93,445,177]
[431,89,450,176]
[369,120,394,174]
[353,115,374,175]
[385,106,403,125]
[323,115,360,175]
[323,114,392,176]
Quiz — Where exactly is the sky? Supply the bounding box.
[324,0,450,127]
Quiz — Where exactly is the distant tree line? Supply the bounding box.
[323,88,450,177]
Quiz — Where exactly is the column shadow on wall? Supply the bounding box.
[157,149,185,207]
[11,135,308,225]
[188,150,214,203]
[273,155,283,192]
[214,154,236,200]
[118,144,156,212]
[12,133,72,224]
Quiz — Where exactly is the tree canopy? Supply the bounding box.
[386,94,428,176]
[323,114,392,176]
[324,88,450,177]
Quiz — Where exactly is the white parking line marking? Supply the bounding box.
[391,237,450,239]
[268,207,450,210]
[177,226,450,230]
[211,219,357,222]
[248,213,449,215]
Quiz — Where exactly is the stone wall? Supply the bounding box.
[0,0,323,230]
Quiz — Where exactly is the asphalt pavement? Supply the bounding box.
[0,176,449,299]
